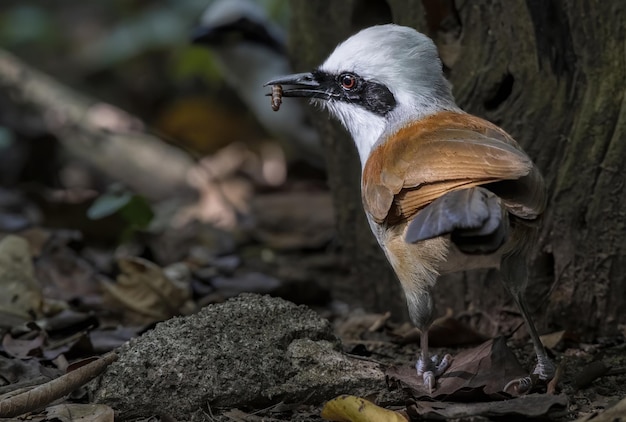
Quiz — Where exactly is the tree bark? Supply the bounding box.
[290,0,626,338]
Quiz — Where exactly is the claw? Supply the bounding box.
[416,353,452,393]
[415,357,427,376]
[503,376,533,394]
[504,355,557,394]
[436,354,453,375]
[423,370,435,394]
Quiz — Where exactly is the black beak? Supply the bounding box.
[264,72,335,100]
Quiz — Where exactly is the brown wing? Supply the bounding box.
[362,112,546,225]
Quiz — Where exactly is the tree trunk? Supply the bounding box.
[290,0,626,339]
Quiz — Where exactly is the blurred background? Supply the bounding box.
[0,0,288,148]
[0,0,339,340]
[0,0,331,235]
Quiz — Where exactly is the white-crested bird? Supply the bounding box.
[191,0,325,169]
[266,24,554,393]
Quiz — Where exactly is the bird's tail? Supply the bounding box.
[404,187,508,254]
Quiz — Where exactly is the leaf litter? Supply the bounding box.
[0,145,625,421]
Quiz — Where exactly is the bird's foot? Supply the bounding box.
[416,353,453,393]
[504,356,556,394]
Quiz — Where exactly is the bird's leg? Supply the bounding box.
[502,293,556,393]
[415,329,452,393]
[405,275,452,393]
[501,253,556,393]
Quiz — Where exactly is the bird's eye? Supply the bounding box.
[340,73,357,90]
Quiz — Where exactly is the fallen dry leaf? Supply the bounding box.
[336,312,394,342]
[408,393,568,419]
[2,330,46,359]
[574,395,626,421]
[0,354,62,387]
[321,395,407,422]
[100,256,191,322]
[43,403,114,422]
[540,330,569,350]
[386,337,527,400]
[0,352,117,418]
[0,235,44,327]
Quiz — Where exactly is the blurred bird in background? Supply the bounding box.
[191,0,325,171]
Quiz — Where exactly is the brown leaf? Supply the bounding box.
[386,337,526,400]
[0,354,62,387]
[0,352,117,418]
[573,395,626,422]
[540,330,569,350]
[336,312,394,342]
[2,331,46,359]
[407,393,568,419]
[100,257,191,322]
[43,403,114,422]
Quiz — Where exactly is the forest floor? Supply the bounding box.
[1,165,625,421]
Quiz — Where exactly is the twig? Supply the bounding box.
[0,352,118,418]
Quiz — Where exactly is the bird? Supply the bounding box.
[191,0,325,170]
[265,24,555,393]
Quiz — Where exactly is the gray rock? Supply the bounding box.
[90,294,385,420]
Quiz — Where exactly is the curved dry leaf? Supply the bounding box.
[100,257,191,321]
[386,337,526,399]
[409,393,568,419]
[0,352,117,418]
[321,395,408,422]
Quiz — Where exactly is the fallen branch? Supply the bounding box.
[0,49,195,201]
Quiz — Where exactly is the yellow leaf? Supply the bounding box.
[321,395,408,422]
